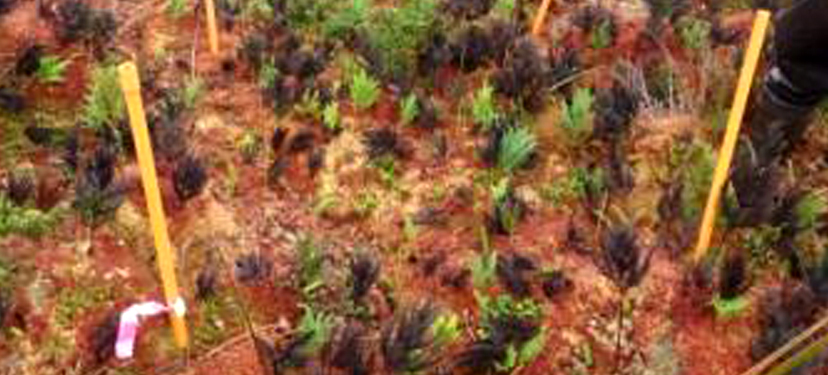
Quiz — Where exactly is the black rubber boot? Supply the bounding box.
[745,67,817,167]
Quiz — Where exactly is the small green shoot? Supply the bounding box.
[677,17,712,50]
[323,102,341,131]
[180,77,204,110]
[712,294,749,318]
[497,127,537,173]
[36,56,70,84]
[591,19,614,49]
[84,64,126,129]
[471,251,498,290]
[472,83,498,129]
[795,192,827,231]
[296,305,335,356]
[296,235,325,297]
[559,88,593,144]
[430,313,462,347]
[350,67,380,110]
[166,0,188,18]
[0,196,65,238]
[400,94,419,125]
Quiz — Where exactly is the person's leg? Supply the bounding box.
[747,0,828,163]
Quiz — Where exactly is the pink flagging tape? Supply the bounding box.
[115,298,187,359]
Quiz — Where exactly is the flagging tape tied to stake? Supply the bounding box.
[115,298,187,359]
[118,62,189,349]
[693,10,771,264]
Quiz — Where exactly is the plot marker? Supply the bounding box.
[205,0,219,54]
[692,10,771,264]
[118,62,189,349]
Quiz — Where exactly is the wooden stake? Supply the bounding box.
[118,62,189,349]
[532,0,554,36]
[692,10,771,264]
[204,0,219,54]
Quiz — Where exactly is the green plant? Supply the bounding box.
[242,0,273,20]
[371,155,398,188]
[795,192,827,231]
[0,196,65,238]
[559,88,593,144]
[400,94,419,125]
[355,191,380,216]
[476,294,542,342]
[285,0,335,31]
[180,77,204,110]
[166,0,188,18]
[472,84,498,129]
[84,64,125,129]
[363,0,439,77]
[296,90,324,120]
[677,17,711,50]
[323,0,370,39]
[497,127,537,173]
[258,61,278,90]
[323,102,341,131]
[430,313,462,347]
[471,251,497,290]
[194,296,235,347]
[296,235,325,296]
[669,141,714,221]
[54,284,113,328]
[541,167,606,206]
[591,19,614,49]
[491,178,522,234]
[35,55,69,84]
[493,0,515,19]
[712,294,748,318]
[350,67,380,110]
[296,304,335,355]
[237,130,261,163]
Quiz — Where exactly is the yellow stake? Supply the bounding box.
[692,10,771,264]
[532,0,554,36]
[118,62,189,349]
[205,0,219,54]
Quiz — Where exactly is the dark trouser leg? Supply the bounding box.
[747,0,828,164]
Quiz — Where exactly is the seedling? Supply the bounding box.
[166,0,188,18]
[327,323,369,375]
[296,235,325,297]
[559,87,594,144]
[237,130,261,163]
[84,64,126,130]
[322,102,341,131]
[350,67,380,110]
[5,168,34,206]
[497,126,537,173]
[180,77,204,110]
[497,253,537,297]
[35,55,69,84]
[173,154,208,203]
[713,253,749,317]
[471,83,498,130]
[380,301,451,374]
[0,195,64,238]
[323,0,370,39]
[73,147,124,228]
[400,94,419,125]
[233,252,273,284]
[471,251,498,290]
[488,178,524,235]
[363,128,405,160]
[350,250,380,301]
[677,17,712,50]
